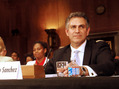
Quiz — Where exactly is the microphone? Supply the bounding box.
[46,48,52,63]
[47,48,52,58]
[44,48,52,68]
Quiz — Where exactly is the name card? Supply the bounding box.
[0,61,23,80]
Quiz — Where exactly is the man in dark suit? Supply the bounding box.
[45,12,115,76]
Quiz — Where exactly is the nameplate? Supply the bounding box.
[0,61,23,80]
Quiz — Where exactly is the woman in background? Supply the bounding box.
[11,51,20,61]
[25,53,34,64]
[26,41,49,66]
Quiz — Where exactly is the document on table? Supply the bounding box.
[45,74,57,78]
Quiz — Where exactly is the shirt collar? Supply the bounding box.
[70,40,87,53]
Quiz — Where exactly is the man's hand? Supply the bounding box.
[62,64,89,77]
[63,65,69,77]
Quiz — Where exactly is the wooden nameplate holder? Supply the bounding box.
[21,65,45,79]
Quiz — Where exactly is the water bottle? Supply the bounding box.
[68,58,80,77]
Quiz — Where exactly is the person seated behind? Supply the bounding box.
[26,41,49,66]
[11,51,20,61]
[45,12,115,76]
[113,55,119,75]
[0,37,13,62]
[25,53,34,64]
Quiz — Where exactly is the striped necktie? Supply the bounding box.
[74,50,80,66]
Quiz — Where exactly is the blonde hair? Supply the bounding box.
[0,37,6,53]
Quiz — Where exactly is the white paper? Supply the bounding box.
[0,61,23,80]
[45,74,57,78]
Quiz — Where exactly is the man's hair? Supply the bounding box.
[0,37,6,53]
[65,12,90,30]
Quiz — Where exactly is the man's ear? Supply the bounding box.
[86,27,90,36]
[3,49,7,56]
[65,29,69,36]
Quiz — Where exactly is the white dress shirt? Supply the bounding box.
[70,40,97,77]
[0,56,13,62]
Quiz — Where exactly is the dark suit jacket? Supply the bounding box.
[45,40,115,76]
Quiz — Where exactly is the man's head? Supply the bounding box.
[65,12,90,30]
[65,12,90,48]
[0,37,7,56]
[11,51,20,61]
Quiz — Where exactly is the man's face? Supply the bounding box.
[65,17,90,46]
[0,49,7,56]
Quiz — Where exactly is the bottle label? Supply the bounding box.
[68,67,80,77]
[68,67,72,77]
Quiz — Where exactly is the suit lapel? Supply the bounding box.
[83,40,92,65]
[62,45,71,63]
[60,42,92,65]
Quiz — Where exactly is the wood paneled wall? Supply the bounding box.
[0,0,119,64]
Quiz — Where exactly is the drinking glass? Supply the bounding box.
[56,61,68,77]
